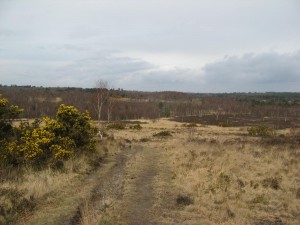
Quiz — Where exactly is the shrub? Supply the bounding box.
[153,130,172,137]
[217,172,231,191]
[289,128,300,146]
[296,188,300,199]
[6,126,55,165]
[0,98,23,139]
[247,125,276,137]
[262,177,281,190]
[250,194,269,205]
[106,123,125,130]
[176,194,193,206]
[0,188,35,224]
[140,138,150,142]
[183,123,197,127]
[0,103,96,167]
[54,104,96,150]
[129,124,142,130]
[218,122,232,127]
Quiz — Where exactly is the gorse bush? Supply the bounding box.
[247,125,276,137]
[0,99,96,167]
[0,98,23,139]
[51,104,96,150]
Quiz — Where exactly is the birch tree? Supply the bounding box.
[94,80,109,139]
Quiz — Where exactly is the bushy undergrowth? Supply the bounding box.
[129,124,142,130]
[217,121,232,127]
[182,123,197,127]
[0,187,35,224]
[0,98,96,167]
[153,130,172,137]
[247,125,276,137]
[106,122,125,130]
[262,177,281,190]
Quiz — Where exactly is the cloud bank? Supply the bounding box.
[201,51,300,92]
[1,50,299,92]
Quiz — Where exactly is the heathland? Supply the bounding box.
[0,86,299,225]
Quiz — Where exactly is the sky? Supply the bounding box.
[0,0,300,92]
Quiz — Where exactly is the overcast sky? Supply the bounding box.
[0,0,300,92]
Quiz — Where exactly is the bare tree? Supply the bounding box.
[94,80,109,139]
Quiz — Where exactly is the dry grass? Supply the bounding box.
[0,139,118,225]
[2,119,300,224]
[0,153,98,200]
[164,126,299,224]
[112,118,300,224]
[79,199,97,225]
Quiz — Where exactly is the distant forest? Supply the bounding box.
[1,85,300,128]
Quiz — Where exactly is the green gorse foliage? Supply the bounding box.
[0,98,96,167]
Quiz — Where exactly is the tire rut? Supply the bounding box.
[70,145,140,225]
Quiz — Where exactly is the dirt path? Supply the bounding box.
[115,147,160,224]
[15,142,177,225]
[89,144,176,225]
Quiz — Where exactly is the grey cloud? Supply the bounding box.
[59,55,154,80]
[0,51,199,91]
[62,44,87,52]
[202,51,300,92]
[0,0,300,92]
[0,29,17,37]
[113,69,198,92]
[1,50,300,92]
[0,53,155,88]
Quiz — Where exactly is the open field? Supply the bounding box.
[1,118,299,225]
[109,119,300,225]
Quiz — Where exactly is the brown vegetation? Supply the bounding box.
[110,119,300,224]
[1,86,300,129]
[1,87,300,224]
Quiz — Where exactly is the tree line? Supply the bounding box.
[0,84,299,126]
